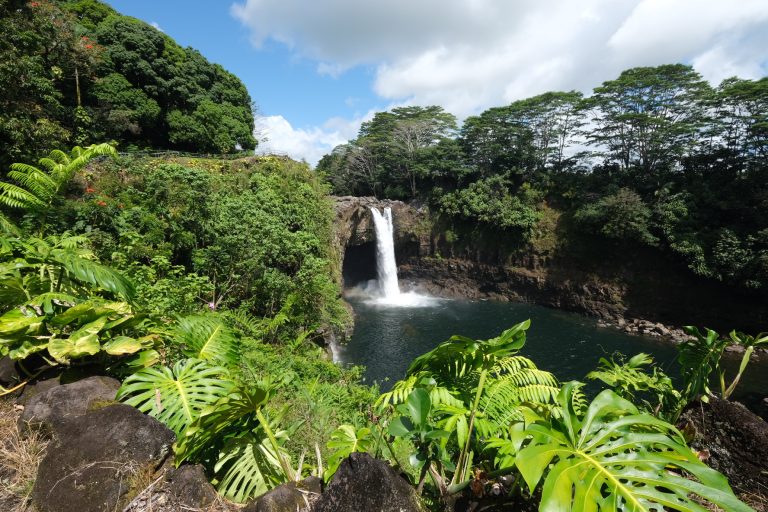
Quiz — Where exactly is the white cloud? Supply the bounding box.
[255,113,372,165]
[233,0,768,158]
[150,21,164,32]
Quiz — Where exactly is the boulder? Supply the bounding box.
[244,476,322,512]
[678,397,768,495]
[123,464,219,512]
[19,375,120,433]
[313,453,424,512]
[0,356,19,387]
[32,404,176,512]
[16,376,60,405]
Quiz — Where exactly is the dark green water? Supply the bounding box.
[336,298,768,398]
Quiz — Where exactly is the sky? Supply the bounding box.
[106,0,768,165]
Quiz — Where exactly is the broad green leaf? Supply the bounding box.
[0,308,43,335]
[102,336,144,355]
[117,359,233,436]
[406,387,431,427]
[511,382,753,511]
[388,416,414,436]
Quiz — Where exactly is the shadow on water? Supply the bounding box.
[336,297,768,398]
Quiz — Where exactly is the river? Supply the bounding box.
[335,297,768,400]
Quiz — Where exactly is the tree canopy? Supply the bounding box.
[0,0,256,170]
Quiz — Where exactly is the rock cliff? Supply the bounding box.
[332,197,767,333]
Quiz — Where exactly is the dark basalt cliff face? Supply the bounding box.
[333,197,767,333]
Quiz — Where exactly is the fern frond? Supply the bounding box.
[47,149,70,165]
[0,182,46,209]
[8,168,57,201]
[222,309,266,338]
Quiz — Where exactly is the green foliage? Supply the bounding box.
[325,424,374,479]
[587,352,682,421]
[574,188,657,245]
[437,176,541,234]
[117,358,233,436]
[0,0,255,168]
[57,156,345,338]
[679,326,768,402]
[379,321,560,491]
[177,385,293,501]
[503,382,751,511]
[173,315,240,366]
[388,388,451,492]
[0,143,117,231]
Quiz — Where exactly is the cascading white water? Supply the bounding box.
[370,207,400,298]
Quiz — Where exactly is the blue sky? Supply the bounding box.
[106,0,768,165]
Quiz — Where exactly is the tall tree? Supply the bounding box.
[583,64,711,182]
[460,106,535,178]
[506,91,584,171]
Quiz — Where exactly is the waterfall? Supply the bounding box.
[370,207,401,298]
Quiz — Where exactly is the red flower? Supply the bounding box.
[85,187,95,193]
[30,1,40,7]
[85,44,93,49]
[97,200,107,207]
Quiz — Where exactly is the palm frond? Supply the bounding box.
[116,359,233,436]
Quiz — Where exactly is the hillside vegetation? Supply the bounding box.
[0,0,256,171]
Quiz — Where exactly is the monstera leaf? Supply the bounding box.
[510,382,751,512]
[325,424,374,479]
[173,315,239,366]
[117,359,233,436]
[214,435,288,503]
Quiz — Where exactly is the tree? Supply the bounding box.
[460,106,535,178]
[329,106,458,199]
[506,91,584,171]
[709,77,768,173]
[583,65,711,183]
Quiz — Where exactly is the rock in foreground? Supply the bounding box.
[313,453,424,512]
[32,404,175,512]
[19,375,119,433]
[679,397,768,496]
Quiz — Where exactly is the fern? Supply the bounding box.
[587,352,682,421]
[0,143,117,220]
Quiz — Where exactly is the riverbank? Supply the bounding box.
[395,258,768,364]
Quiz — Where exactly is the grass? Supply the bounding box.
[0,398,49,512]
